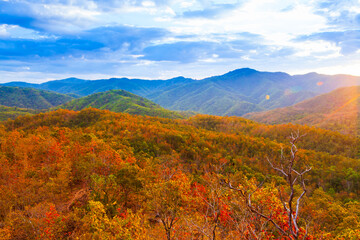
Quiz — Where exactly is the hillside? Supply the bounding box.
[0,109,359,239]
[57,89,194,119]
[245,86,360,135]
[0,86,73,109]
[3,68,360,116]
[0,105,41,121]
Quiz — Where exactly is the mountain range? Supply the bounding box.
[3,68,360,116]
[245,86,360,136]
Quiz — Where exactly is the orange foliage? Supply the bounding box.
[0,109,359,239]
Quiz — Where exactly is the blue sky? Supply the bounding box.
[0,0,360,83]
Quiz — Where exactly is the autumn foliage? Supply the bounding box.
[0,108,359,239]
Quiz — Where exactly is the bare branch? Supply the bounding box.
[225,131,310,239]
[266,157,288,177]
[226,180,290,237]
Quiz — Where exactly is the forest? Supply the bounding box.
[0,108,359,239]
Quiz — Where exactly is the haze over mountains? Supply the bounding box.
[245,86,360,136]
[3,68,360,116]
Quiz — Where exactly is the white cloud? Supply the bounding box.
[142,1,156,7]
[0,24,10,37]
[301,60,360,76]
[180,0,196,8]
[169,0,327,39]
[292,40,341,58]
[1,0,360,82]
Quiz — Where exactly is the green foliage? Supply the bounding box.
[0,86,73,109]
[57,90,194,119]
[0,105,42,121]
[5,69,360,116]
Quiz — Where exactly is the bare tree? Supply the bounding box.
[223,131,311,239]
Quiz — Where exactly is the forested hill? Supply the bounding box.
[57,89,195,119]
[3,68,360,116]
[0,86,73,109]
[245,86,360,136]
[0,105,42,121]
[1,108,359,239]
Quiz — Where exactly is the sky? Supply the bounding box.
[1,0,360,83]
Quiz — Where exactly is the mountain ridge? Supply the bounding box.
[2,68,360,116]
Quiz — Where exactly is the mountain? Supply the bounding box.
[245,86,360,135]
[3,76,194,97]
[149,68,318,115]
[0,105,42,121]
[57,89,194,119]
[3,68,360,116]
[0,86,74,109]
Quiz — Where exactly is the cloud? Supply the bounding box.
[0,25,169,60]
[0,24,10,37]
[0,38,104,59]
[180,3,239,18]
[141,41,229,62]
[1,0,360,83]
[141,36,295,63]
[0,1,100,33]
[298,30,360,55]
[314,0,360,29]
[83,26,169,51]
[0,13,35,30]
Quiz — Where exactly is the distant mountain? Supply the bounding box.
[0,86,74,109]
[245,86,360,135]
[0,105,41,121]
[57,89,194,119]
[3,68,360,116]
[149,68,319,115]
[3,76,194,97]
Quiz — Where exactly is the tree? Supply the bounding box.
[185,172,232,240]
[224,131,311,239]
[145,169,191,240]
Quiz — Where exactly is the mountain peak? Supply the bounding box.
[168,76,186,81]
[167,76,195,82]
[302,72,320,77]
[53,77,87,84]
[226,68,259,76]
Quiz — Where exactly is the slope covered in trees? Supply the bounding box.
[0,105,41,121]
[0,86,73,109]
[57,89,194,119]
[0,109,359,239]
[245,86,360,136]
[188,114,359,159]
[3,68,360,116]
